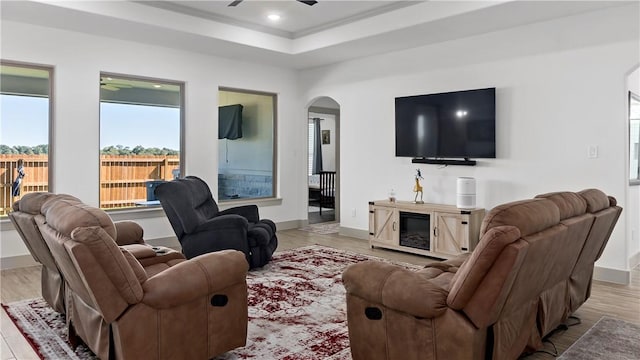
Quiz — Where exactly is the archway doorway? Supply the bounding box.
[307,97,340,224]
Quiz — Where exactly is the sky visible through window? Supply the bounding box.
[100,102,180,151]
[2,95,180,151]
[0,95,180,151]
[1,94,48,147]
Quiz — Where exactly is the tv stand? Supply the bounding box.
[412,158,477,166]
[368,200,485,259]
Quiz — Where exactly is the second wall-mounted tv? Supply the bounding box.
[395,87,496,164]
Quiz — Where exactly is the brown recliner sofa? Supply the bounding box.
[342,189,621,360]
[8,192,185,314]
[33,195,249,359]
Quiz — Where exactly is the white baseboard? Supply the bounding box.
[1,255,38,270]
[593,266,630,285]
[339,226,368,240]
[277,220,307,230]
[629,251,640,270]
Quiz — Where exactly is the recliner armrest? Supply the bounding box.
[114,221,145,246]
[343,260,449,319]
[218,205,260,223]
[141,250,248,309]
[121,244,157,259]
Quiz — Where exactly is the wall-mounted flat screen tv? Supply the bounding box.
[395,87,496,159]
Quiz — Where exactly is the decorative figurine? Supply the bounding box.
[413,169,424,204]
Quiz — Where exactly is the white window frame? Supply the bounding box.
[630,91,640,185]
[99,72,185,210]
[0,60,54,217]
[217,87,277,202]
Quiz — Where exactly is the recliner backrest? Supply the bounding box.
[185,176,219,219]
[447,225,528,328]
[566,189,622,312]
[534,191,595,287]
[9,193,58,267]
[9,192,82,313]
[9,192,82,265]
[155,176,219,238]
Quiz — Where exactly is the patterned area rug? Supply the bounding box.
[2,245,419,360]
[558,316,640,360]
[298,222,340,235]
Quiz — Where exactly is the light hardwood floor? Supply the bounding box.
[1,228,639,359]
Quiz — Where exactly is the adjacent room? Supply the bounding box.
[1,1,638,359]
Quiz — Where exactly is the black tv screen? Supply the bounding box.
[395,88,496,159]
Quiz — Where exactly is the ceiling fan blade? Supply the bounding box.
[297,0,318,5]
[228,0,243,6]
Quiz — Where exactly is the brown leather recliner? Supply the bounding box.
[342,189,621,360]
[8,192,185,314]
[34,196,249,359]
[9,192,79,313]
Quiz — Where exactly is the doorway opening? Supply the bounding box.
[307,98,340,224]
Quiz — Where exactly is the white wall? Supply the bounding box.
[300,4,639,274]
[321,114,336,172]
[0,20,303,258]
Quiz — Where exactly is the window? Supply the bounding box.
[308,120,315,176]
[99,74,183,209]
[218,88,276,201]
[0,62,52,216]
[630,91,640,184]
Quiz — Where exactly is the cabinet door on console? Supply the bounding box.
[369,205,397,245]
[434,213,470,256]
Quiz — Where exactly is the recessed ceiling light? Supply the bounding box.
[153,84,162,88]
[105,77,113,81]
[267,13,281,21]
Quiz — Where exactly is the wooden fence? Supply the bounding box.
[0,154,179,215]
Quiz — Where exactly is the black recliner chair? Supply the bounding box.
[154,176,278,269]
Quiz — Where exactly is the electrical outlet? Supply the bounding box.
[588,145,599,159]
[351,208,357,217]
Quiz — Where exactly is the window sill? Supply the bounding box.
[218,197,282,209]
[106,206,167,221]
[0,218,15,232]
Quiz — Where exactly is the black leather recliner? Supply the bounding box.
[154,176,278,269]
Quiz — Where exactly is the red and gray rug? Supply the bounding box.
[557,316,640,360]
[3,245,421,360]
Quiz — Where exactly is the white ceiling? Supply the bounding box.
[142,1,417,38]
[0,1,629,69]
